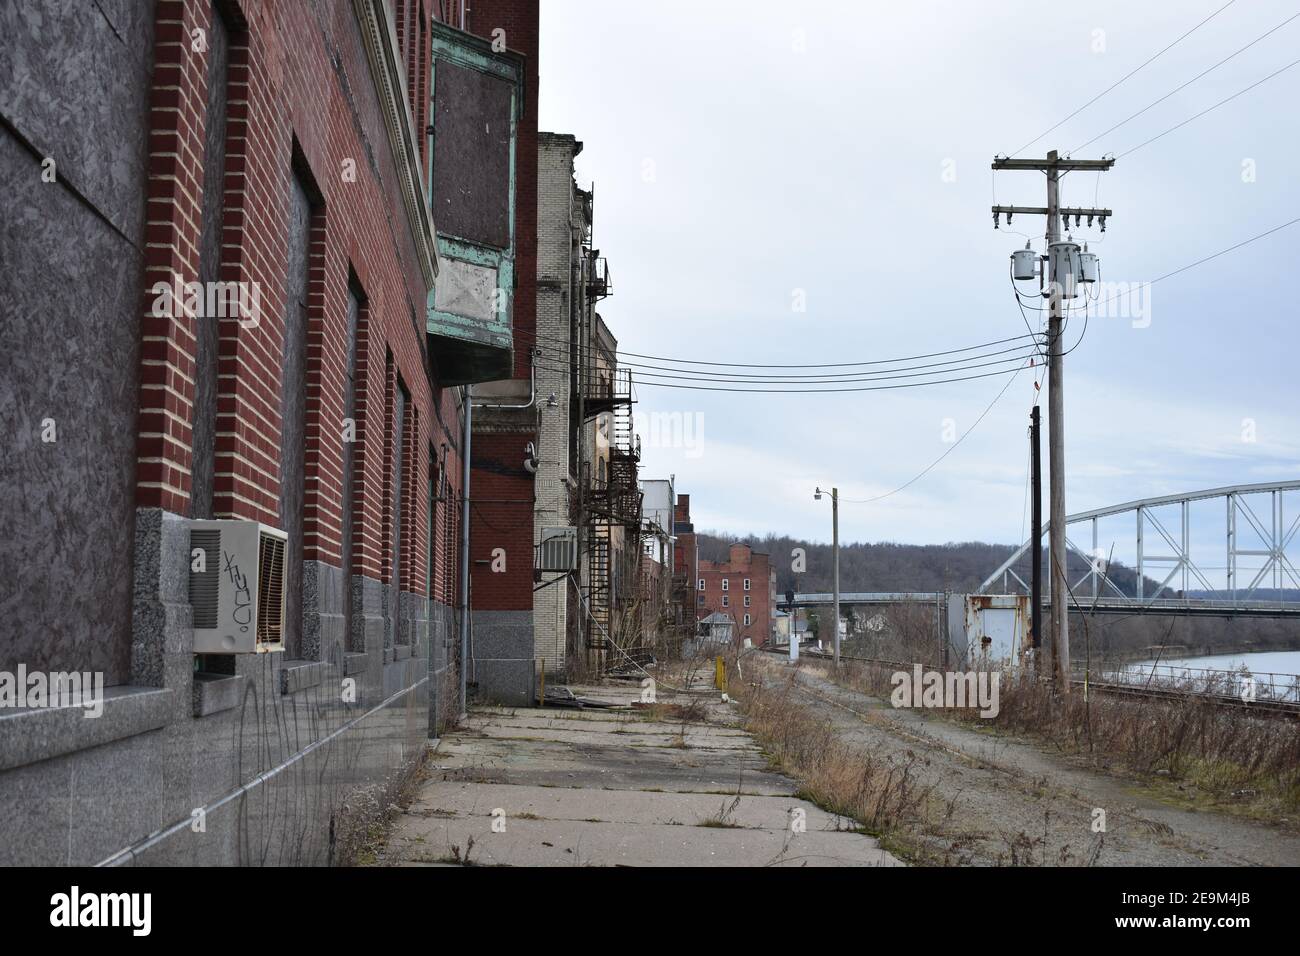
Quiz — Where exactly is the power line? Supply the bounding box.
[1117,55,1300,157]
[512,325,1043,369]
[1091,214,1300,309]
[525,340,1043,382]
[1010,0,1237,157]
[529,351,1039,387]
[612,363,1031,394]
[838,366,1026,504]
[1073,12,1300,154]
[521,218,1299,394]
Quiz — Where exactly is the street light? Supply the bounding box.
[814,486,840,667]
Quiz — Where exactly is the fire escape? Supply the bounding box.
[578,254,641,668]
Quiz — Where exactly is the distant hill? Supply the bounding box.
[695,531,1163,597]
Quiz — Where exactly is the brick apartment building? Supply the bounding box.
[458,0,545,704]
[0,0,527,865]
[697,543,776,646]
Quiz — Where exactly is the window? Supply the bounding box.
[744,614,751,627]
[721,579,729,592]
[341,277,366,648]
[721,595,728,608]
[744,595,751,607]
[697,595,704,606]
[389,376,410,652]
[278,162,318,656]
[698,578,705,591]
[744,578,751,591]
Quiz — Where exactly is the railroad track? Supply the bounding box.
[753,645,1300,719]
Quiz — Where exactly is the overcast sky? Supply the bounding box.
[537,0,1299,578]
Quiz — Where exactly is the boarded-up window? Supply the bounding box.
[279,167,314,656]
[431,60,513,247]
[341,280,364,649]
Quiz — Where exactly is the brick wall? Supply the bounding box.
[469,430,536,611]
[698,543,772,646]
[532,132,583,669]
[465,1,540,636]
[467,0,538,382]
[136,0,461,601]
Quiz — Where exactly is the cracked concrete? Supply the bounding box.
[376,678,902,867]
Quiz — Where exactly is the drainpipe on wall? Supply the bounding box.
[459,384,472,718]
[458,349,538,717]
[471,348,539,410]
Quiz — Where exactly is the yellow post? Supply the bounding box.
[715,655,727,693]
[539,662,545,708]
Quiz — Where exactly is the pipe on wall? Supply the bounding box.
[458,384,472,717]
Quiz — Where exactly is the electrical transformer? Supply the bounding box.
[1047,240,1081,298]
[1011,244,1038,281]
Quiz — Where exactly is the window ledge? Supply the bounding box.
[0,686,174,772]
[192,672,245,717]
[279,659,326,695]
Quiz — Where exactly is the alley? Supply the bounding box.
[377,677,901,867]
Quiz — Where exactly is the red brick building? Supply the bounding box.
[0,0,521,864]
[697,543,774,646]
[455,0,544,703]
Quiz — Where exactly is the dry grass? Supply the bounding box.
[832,657,1300,821]
[335,744,433,866]
[729,664,943,849]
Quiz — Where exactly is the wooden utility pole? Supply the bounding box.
[832,486,840,668]
[993,151,1114,692]
[1030,404,1042,673]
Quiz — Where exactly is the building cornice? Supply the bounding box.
[352,0,439,285]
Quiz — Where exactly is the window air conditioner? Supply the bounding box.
[537,526,578,572]
[189,520,288,654]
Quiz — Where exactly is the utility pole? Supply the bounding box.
[832,487,840,667]
[816,485,840,666]
[993,150,1114,693]
[1030,404,1042,674]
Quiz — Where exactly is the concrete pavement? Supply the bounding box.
[377,677,902,867]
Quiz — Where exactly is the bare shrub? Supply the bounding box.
[731,667,937,837]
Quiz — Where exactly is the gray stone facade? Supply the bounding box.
[0,506,446,865]
[471,609,536,706]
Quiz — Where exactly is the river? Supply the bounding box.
[1133,649,1300,676]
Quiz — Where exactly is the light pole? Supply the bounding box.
[815,486,840,667]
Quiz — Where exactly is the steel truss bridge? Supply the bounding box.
[974,480,1300,617]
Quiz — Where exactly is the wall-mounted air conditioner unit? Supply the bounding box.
[537,526,578,572]
[189,520,288,654]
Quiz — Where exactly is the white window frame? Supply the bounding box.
[721,579,729,592]
[744,595,751,607]
[721,595,729,608]
[744,613,751,626]
[743,578,751,591]
[698,578,705,591]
